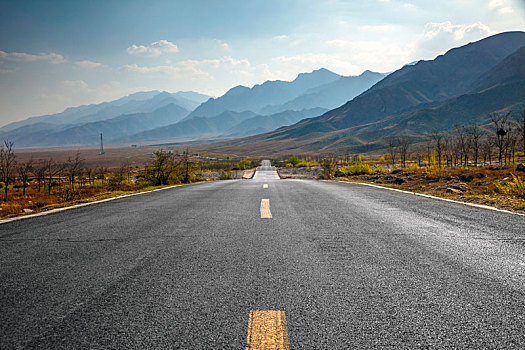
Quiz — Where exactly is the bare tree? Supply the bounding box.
[466,124,483,167]
[491,112,512,168]
[429,132,445,167]
[455,125,471,167]
[0,140,17,201]
[44,158,62,195]
[387,137,397,168]
[17,158,33,199]
[66,151,84,189]
[397,136,412,168]
[517,109,525,156]
[33,161,46,192]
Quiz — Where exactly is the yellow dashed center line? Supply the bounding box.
[263,184,269,189]
[246,310,290,350]
[260,199,272,218]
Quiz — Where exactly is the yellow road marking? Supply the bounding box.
[260,199,272,218]
[263,184,269,189]
[246,310,289,350]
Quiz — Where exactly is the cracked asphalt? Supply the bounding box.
[1,161,524,349]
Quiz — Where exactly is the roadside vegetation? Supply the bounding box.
[0,144,256,219]
[277,110,525,212]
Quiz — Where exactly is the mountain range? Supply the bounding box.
[3,67,384,147]
[3,31,524,153]
[199,31,525,155]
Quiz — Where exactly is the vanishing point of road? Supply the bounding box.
[1,160,524,349]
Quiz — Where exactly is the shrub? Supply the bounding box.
[343,163,373,175]
[491,173,525,197]
[373,166,386,174]
[407,163,420,172]
[285,163,294,167]
[425,153,445,178]
[288,156,300,167]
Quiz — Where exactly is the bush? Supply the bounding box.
[343,163,373,175]
[373,166,387,174]
[491,173,525,197]
[288,156,300,167]
[407,163,420,172]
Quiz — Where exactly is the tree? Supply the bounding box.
[386,137,397,168]
[33,161,46,192]
[466,124,483,167]
[288,156,300,167]
[397,136,412,168]
[517,109,525,155]
[429,132,445,167]
[66,151,84,189]
[491,112,512,168]
[0,140,17,201]
[17,158,33,199]
[455,125,470,167]
[44,158,62,195]
[146,150,176,185]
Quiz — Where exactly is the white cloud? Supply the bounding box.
[0,68,16,73]
[402,3,415,10]
[126,39,179,57]
[61,80,89,91]
[416,21,492,59]
[0,51,64,64]
[489,0,515,14]
[272,35,289,41]
[361,25,395,32]
[75,60,103,68]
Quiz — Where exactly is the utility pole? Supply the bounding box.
[99,133,105,155]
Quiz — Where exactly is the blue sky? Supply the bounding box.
[1,0,524,126]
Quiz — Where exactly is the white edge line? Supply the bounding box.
[0,183,199,225]
[330,180,525,217]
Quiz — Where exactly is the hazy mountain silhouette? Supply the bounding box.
[259,70,386,114]
[185,68,341,119]
[4,103,190,147]
[0,90,209,132]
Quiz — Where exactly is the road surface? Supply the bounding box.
[1,161,524,349]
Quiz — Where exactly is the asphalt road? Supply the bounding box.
[1,161,524,349]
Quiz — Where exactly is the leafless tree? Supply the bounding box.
[429,132,445,167]
[33,161,46,192]
[387,137,397,168]
[397,136,412,168]
[466,124,483,167]
[455,125,470,167]
[17,158,33,199]
[0,140,17,201]
[491,112,512,168]
[66,151,84,189]
[517,109,525,155]
[44,158,62,195]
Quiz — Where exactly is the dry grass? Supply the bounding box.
[335,165,525,213]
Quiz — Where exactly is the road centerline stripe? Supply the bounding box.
[263,184,269,189]
[260,199,272,218]
[246,310,290,350]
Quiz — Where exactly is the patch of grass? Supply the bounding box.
[514,201,525,210]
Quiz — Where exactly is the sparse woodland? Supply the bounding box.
[0,147,254,218]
